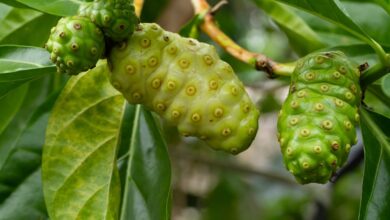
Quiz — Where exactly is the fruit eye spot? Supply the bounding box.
[191,113,201,122]
[333,71,341,79]
[148,56,158,67]
[90,47,98,55]
[345,92,354,100]
[155,103,166,112]
[59,32,65,38]
[331,141,339,150]
[243,104,250,113]
[73,23,82,30]
[140,38,151,48]
[334,99,344,107]
[248,128,255,135]
[186,86,196,96]
[286,147,293,156]
[66,60,74,67]
[289,117,299,125]
[126,64,136,74]
[71,43,79,51]
[167,81,176,90]
[314,146,322,153]
[291,100,299,109]
[221,128,232,136]
[178,58,190,69]
[305,72,315,80]
[297,90,306,98]
[171,110,181,119]
[167,45,177,55]
[209,80,218,90]
[300,129,310,137]
[132,92,142,101]
[151,78,161,89]
[320,84,329,92]
[213,108,224,117]
[302,162,310,169]
[339,66,347,74]
[314,103,324,111]
[231,86,239,96]
[321,120,333,130]
[344,121,352,130]
[203,55,214,65]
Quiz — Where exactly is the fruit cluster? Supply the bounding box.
[45,0,138,75]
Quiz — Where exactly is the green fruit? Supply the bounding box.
[108,23,259,154]
[78,0,138,41]
[277,51,361,184]
[45,16,105,75]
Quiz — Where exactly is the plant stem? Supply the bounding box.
[191,0,295,78]
[134,0,144,17]
[361,62,390,89]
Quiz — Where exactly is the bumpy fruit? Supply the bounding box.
[108,23,259,154]
[78,0,138,41]
[277,51,361,184]
[45,16,105,75]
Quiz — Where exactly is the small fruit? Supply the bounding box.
[277,51,361,184]
[108,23,260,154]
[45,16,105,75]
[78,0,138,41]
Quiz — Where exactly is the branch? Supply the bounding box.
[191,0,295,78]
[134,0,144,17]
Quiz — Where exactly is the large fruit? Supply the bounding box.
[108,23,259,154]
[277,51,361,184]
[45,16,105,75]
[78,0,138,41]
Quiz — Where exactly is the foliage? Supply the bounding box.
[0,0,389,219]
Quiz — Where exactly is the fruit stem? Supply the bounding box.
[191,0,294,78]
[361,61,390,89]
[134,0,144,17]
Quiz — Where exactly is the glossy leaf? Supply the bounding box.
[276,0,379,50]
[0,0,29,8]
[0,8,42,42]
[0,85,27,134]
[0,92,58,219]
[343,0,390,15]
[0,45,55,98]
[14,0,82,16]
[252,0,325,55]
[42,62,125,220]
[382,74,390,97]
[120,106,172,220]
[0,76,52,175]
[0,8,59,46]
[360,108,390,220]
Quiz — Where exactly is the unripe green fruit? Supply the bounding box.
[78,0,138,41]
[277,51,361,184]
[45,16,105,75]
[108,23,259,154]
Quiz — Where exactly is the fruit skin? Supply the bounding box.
[78,0,138,42]
[45,16,105,75]
[108,23,259,154]
[277,51,361,184]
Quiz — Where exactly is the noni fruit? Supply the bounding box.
[277,51,361,184]
[108,23,259,154]
[45,16,105,75]
[78,0,138,41]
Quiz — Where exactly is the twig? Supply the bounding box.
[191,0,295,78]
[134,0,144,17]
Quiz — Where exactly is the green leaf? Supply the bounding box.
[42,61,124,220]
[276,0,385,59]
[179,14,203,38]
[0,0,29,8]
[252,0,325,55]
[365,83,390,118]
[0,8,59,46]
[382,73,390,97]
[0,45,55,98]
[120,105,172,220]
[0,76,52,176]
[360,108,390,220]
[0,7,42,42]
[0,85,27,134]
[343,0,390,16]
[14,0,81,16]
[0,91,58,219]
